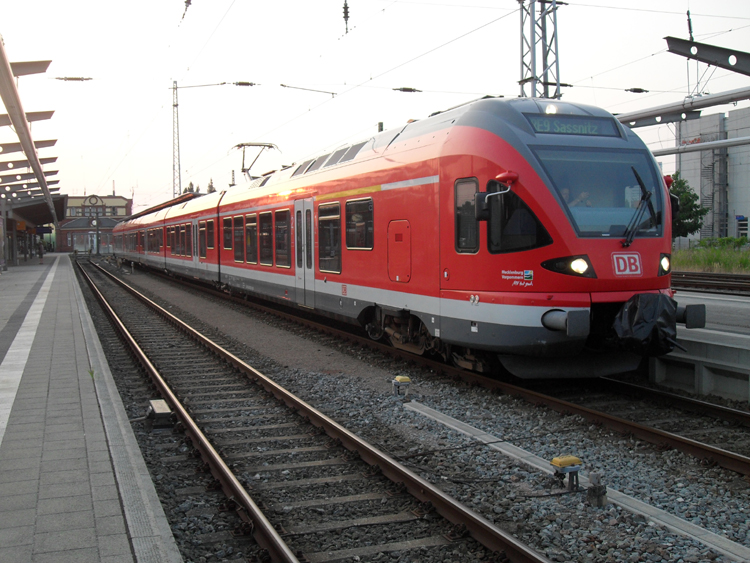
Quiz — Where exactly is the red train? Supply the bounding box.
[114,97,705,378]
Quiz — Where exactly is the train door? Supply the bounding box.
[294,198,315,308]
[192,219,199,269]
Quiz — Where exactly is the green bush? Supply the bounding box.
[673,244,750,273]
[695,237,748,250]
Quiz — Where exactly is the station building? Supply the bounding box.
[2,193,132,268]
[675,106,750,240]
[57,194,132,253]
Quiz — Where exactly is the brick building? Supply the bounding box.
[57,194,132,253]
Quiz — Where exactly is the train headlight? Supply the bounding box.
[659,253,671,276]
[541,255,597,278]
[570,258,589,275]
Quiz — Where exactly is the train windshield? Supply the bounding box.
[532,147,663,238]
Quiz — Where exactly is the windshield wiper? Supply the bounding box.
[621,166,658,247]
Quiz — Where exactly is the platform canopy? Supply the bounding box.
[4,194,67,227]
[0,39,59,229]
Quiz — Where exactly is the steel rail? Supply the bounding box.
[455,371,750,477]
[597,377,750,428]
[76,262,301,563]
[672,271,750,296]
[141,264,750,476]
[87,262,552,563]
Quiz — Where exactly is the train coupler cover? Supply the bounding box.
[612,293,677,356]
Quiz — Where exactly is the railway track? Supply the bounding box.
[544,377,750,472]
[77,259,551,563]
[102,257,750,479]
[672,271,750,296]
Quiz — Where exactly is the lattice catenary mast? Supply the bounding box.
[172,80,182,199]
[519,0,563,99]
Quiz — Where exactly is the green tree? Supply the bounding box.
[670,171,709,238]
[207,178,216,193]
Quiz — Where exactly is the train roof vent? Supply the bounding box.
[292,159,314,177]
[324,147,350,168]
[305,153,331,174]
[260,176,271,187]
[339,141,367,163]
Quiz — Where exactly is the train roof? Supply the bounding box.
[117,97,640,229]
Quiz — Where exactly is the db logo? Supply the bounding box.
[612,253,642,276]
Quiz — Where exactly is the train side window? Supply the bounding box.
[233,215,244,262]
[186,224,192,257]
[324,147,349,168]
[245,214,258,264]
[455,178,479,252]
[306,154,331,174]
[223,217,232,250]
[345,198,374,249]
[259,212,273,266]
[339,141,366,163]
[305,210,312,269]
[206,220,215,249]
[486,186,552,253]
[318,203,341,273]
[275,210,290,268]
[292,159,314,177]
[296,210,303,268]
[180,225,187,256]
[199,221,207,258]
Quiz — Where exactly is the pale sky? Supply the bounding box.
[2,0,749,213]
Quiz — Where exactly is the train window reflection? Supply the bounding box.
[223,217,232,249]
[199,221,206,258]
[455,178,478,253]
[246,214,257,264]
[296,211,303,269]
[487,188,552,254]
[532,147,662,238]
[259,212,273,266]
[186,224,192,257]
[233,216,244,262]
[345,199,374,250]
[319,203,341,273]
[275,210,291,268]
[306,210,313,270]
[206,220,214,249]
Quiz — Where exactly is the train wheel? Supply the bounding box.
[366,322,384,341]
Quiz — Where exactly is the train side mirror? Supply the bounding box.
[475,171,517,221]
[475,192,491,221]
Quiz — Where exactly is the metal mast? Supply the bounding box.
[172,81,182,199]
[519,0,562,99]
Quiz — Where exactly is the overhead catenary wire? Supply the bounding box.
[82,2,748,213]
[169,7,519,195]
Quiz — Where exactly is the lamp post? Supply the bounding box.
[86,195,102,255]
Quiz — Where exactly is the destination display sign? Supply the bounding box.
[525,114,620,137]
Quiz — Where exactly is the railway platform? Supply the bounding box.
[0,254,181,563]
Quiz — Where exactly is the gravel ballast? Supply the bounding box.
[100,263,750,563]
